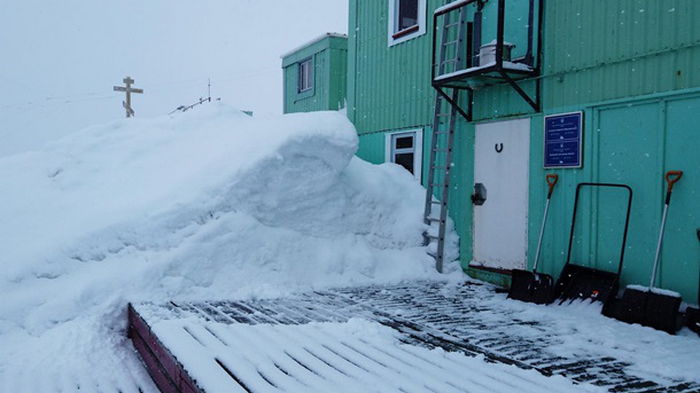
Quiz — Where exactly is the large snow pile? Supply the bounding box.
[0,104,459,389]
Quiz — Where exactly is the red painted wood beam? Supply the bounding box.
[392,24,419,39]
[128,304,204,393]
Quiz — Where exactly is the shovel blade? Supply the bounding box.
[686,307,700,336]
[606,286,681,334]
[605,287,647,324]
[554,264,619,304]
[508,269,554,304]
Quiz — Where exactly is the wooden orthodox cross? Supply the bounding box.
[113,76,143,118]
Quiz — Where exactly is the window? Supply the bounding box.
[386,129,423,180]
[397,0,418,32]
[388,0,426,46]
[393,137,415,173]
[297,58,313,93]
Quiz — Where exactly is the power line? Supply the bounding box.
[0,66,279,111]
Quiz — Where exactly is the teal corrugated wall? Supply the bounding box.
[348,0,441,134]
[356,132,385,164]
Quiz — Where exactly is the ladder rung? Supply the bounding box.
[441,40,459,46]
[440,58,459,64]
[424,87,459,267]
[443,22,460,29]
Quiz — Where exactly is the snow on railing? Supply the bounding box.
[434,0,477,16]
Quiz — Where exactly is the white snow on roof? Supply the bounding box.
[280,32,348,59]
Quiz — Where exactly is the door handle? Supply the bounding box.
[472,183,487,206]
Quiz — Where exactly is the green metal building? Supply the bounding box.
[285,1,700,303]
[282,33,348,114]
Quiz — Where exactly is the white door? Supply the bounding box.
[472,118,530,270]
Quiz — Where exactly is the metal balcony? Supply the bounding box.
[431,0,542,120]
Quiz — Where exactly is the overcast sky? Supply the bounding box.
[0,0,348,156]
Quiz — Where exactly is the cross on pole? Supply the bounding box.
[113,76,143,118]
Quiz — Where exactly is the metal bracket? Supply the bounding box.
[434,87,473,122]
[499,71,540,112]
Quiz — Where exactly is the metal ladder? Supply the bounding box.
[423,5,467,273]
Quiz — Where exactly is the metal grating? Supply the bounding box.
[131,281,700,393]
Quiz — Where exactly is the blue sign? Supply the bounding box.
[544,112,583,168]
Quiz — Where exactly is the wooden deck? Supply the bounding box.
[128,281,700,393]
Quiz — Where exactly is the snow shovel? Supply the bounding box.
[603,171,684,334]
[553,183,633,305]
[508,174,558,304]
[684,228,700,335]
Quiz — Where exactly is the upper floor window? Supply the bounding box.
[397,0,418,32]
[298,58,313,93]
[388,0,426,47]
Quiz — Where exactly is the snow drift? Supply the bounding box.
[0,104,458,388]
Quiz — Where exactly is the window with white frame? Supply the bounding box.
[297,58,313,93]
[388,0,427,46]
[386,129,423,180]
[397,0,418,31]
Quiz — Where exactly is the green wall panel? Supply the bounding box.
[356,132,386,164]
[593,102,662,283]
[663,96,700,301]
[449,120,474,269]
[329,47,348,110]
[348,0,442,134]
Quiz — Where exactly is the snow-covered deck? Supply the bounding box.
[130,281,700,393]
